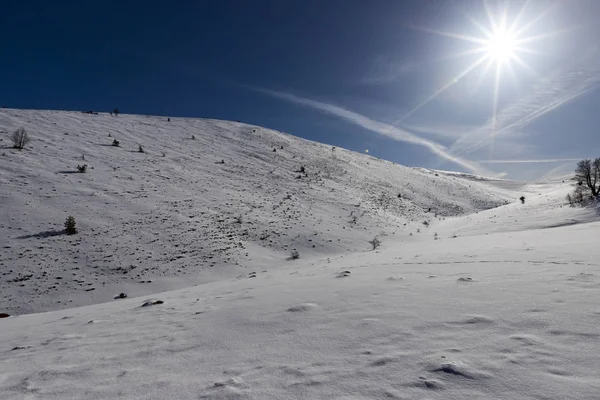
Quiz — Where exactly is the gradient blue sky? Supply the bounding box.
[2,0,599,180]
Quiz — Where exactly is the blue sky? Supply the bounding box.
[2,0,599,180]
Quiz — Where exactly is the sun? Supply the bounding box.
[398,1,557,123]
[485,29,517,64]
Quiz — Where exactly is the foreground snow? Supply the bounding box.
[2,220,600,399]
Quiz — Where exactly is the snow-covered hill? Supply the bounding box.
[1,109,515,314]
[2,109,600,399]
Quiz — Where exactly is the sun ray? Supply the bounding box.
[463,12,494,38]
[508,0,533,34]
[398,54,489,122]
[510,54,536,76]
[472,57,496,94]
[483,0,500,33]
[492,63,502,132]
[503,57,519,83]
[433,47,489,62]
[515,27,576,45]
[512,0,560,38]
[407,24,489,45]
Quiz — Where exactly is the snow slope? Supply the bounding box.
[1,109,515,314]
[2,109,600,399]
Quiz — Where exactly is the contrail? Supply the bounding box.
[251,87,491,175]
[478,158,582,164]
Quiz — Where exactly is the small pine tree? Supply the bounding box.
[77,164,87,173]
[64,216,77,235]
[520,196,525,204]
[113,108,119,116]
[138,145,144,153]
[112,139,120,147]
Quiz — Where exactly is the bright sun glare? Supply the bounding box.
[399,1,557,128]
[485,29,517,63]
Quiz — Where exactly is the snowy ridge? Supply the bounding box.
[2,109,513,314]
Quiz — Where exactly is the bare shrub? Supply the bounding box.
[11,127,30,149]
[369,236,381,250]
[288,250,300,260]
[574,158,600,198]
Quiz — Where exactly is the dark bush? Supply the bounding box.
[289,250,300,260]
[369,236,381,250]
[11,127,30,150]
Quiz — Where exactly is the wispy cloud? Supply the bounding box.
[400,123,480,140]
[251,87,492,175]
[478,158,582,164]
[452,46,600,155]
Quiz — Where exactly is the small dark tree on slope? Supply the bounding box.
[64,216,77,235]
[519,196,525,204]
[288,250,300,260]
[11,127,30,150]
[113,108,120,116]
[112,139,120,147]
[369,236,381,250]
[575,158,600,197]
